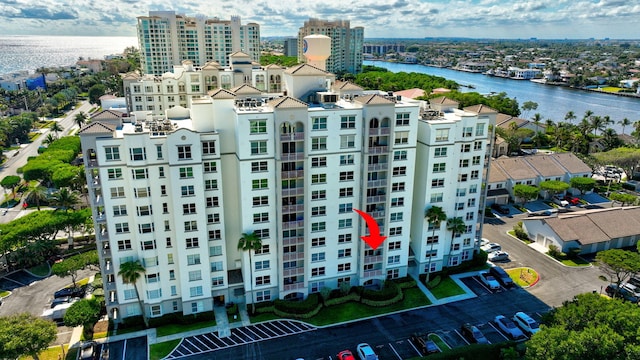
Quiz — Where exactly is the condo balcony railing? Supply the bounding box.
[280,133,305,141]
[283,282,305,291]
[282,236,305,246]
[86,160,99,168]
[282,267,305,277]
[90,177,101,187]
[367,163,388,171]
[281,153,305,161]
[366,195,386,204]
[367,179,387,188]
[282,252,305,261]
[364,255,384,264]
[94,195,103,206]
[95,213,106,222]
[368,146,389,154]
[369,210,385,219]
[363,269,384,278]
[281,220,304,230]
[368,127,391,135]
[281,188,304,196]
[281,204,305,214]
[281,170,305,179]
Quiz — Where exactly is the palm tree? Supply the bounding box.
[49,121,63,139]
[424,206,447,283]
[590,115,606,137]
[74,112,88,129]
[238,232,262,309]
[564,111,576,125]
[619,118,631,135]
[42,133,56,146]
[531,113,543,133]
[118,261,149,328]
[446,217,466,266]
[50,187,80,212]
[24,181,48,210]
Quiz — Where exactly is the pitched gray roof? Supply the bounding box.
[544,207,640,245]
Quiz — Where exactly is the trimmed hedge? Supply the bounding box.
[361,281,400,302]
[274,293,320,315]
[324,292,360,306]
[361,289,403,307]
[147,310,215,328]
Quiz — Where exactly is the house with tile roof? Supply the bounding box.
[523,207,640,254]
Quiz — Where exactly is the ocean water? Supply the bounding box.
[0,36,138,75]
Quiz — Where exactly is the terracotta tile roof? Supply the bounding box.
[464,104,498,114]
[267,96,308,109]
[333,80,363,91]
[202,61,223,70]
[354,94,395,105]
[78,121,116,135]
[525,155,566,177]
[229,51,250,58]
[493,157,538,180]
[230,84,262,95]
[263,64,283,70]
[284,63,328,75]
[548,153,592,174]
[429,96,459,106]
[90,109,125,121]
[208,88,236,99]
[394,88,425,99]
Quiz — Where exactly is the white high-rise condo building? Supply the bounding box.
[81,62,493,323]
[137,11,260,75]
[298,18,364,74]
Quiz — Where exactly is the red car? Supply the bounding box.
[563,195,580,205]
[337,350,356,360]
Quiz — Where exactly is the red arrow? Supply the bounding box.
[353,208,387,250]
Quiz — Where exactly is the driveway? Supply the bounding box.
[523,200,553,213]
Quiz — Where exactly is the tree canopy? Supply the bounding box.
[592,147,640,180]
[539,180,570,198]
[596,249,640,290]
[513,184,539,204]
[570,177,596,194]
[0,313,57,360]
[51,250,98,288]
[355,69,459,94]
[609,192,638,206]
[63,298,102,336]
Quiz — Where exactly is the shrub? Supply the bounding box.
[391,276,417,289]
[547,244,562,258]
[226,303,238,316]
[274,293,320,315]
[252,300,275,314]
[324,292,360,306]
[567,247,581,259]
[361,281,400,302]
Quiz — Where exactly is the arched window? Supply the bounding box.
[281,122,293,134]
[369,118,380,128]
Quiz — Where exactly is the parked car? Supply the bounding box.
[563,195,580,205]
[50,296,79,308]
[491,203,510,215]
[494,315,526,340]
[80,341,97,360]
[337,350,356,360]
[488,251,510,262]
[460,323,489,344]
[513,312,540,335]
[481,242,501,254]
[605,284,640,303]
[54,287,84,299]
[627,277,640,288]
[356,343,378,360]
[622,282,640,297]
[410,333,440,355]
[478,271,501,290]
[489,266,515,288]
[552,196,569,207]
[528,209,558,217]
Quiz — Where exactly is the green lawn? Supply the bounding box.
[0,290,9,298]
[506,267,540,287]
[428,333,450,351]
[250,312,280,324]
[150,339,181,360]
[28,263,50,277]
[559,257,591,267]
[429,277,466,299]
[155,320,216,337]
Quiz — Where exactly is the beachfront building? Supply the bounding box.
[137,11,260,75]
[297,18,364,74]
[81,61,492,323]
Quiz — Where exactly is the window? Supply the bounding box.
[202,141,216,155]
[466,212,474,221]
[469,184,478,194]
[156,145,163,159]
[339,187,353,197]
[338,249,352,258]
[341,115,356,129]
[310,281,324,293]
[467,198,476,207]
[459,173,468,182]
[433,163,446,173]
[134,187,149,198]
[158,167,165,178]
[311,137,327,150]
[190,286,203,297]
[110,187,125,198]
[311,174,326,184]
[250,120,267,134]
[205,179,218,190]
[339,171,354,181]
[392,182,405,192]
[393,166,406,176]
[115,223,129,234]
[251,161,268,172]
[170,286,177,296]
[311,252,326,262]
[107,168,122,179]
[146,273,159,283]
[434,147,447,157]
[311,206,326,216]
[456,202,465,210]
[340,135,355,148]
[388,241,401,250]
[253,212,269,223]
[432,178,445,188]
[113,205,127,216]
[129,147,146,161]
[476,123,485,136]
[138,223,154,233]
[105,146,120,161]
[208,230,221,240]
[391,197,404,207]
[460,159,470,168]
[471,170,479,179]
[463,126,473,137]
[311,222,326,232]
[461,144,471,153]
[394,132,409,144]
[210,261,223,272]
[430,193,444,203]
[209,245,223,256]
[390,212,403,222]
[388,255,401,265]
[426,249,437,258]
[472,156,481,165]
[179,167,193,179]
[191,301,203,313]
[184,221,198,232]
[181,185,195,196]
[253,196,268,206]
[435,128,449,142]
[474,141,483,150]
[390,227,402,236]
[256,290,270,301]
[124,289,136,300]
[137,205,152,216]
[312,117,327,130]
[117,239,131,251]
[311,267,325,277]
[340,155,354,165]
[338,219,352,229]
[256,276,271,285]
[338,263,351,272]
[166,237,172,247]
[204,161,217,172]
[167,253,174,264]
[456,188,467,197]
[394,150,407,160]
[311,190,326,200]
[251,141,268,154]
[387,269,400,279]
[338,203,353,213]
[187,254,201,265]
[396,113,410,126]
[212,277,224,287]
[311,237,326,247]
[252,179,268,190]
[311,157,326,167]
[160,185,167,196]
[338,234,352,243]
[177,145,192,160]
[188,270,202,282]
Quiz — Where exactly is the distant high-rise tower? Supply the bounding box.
[283,37,298,57]
[297,18,364,74]
[137,11,261,75]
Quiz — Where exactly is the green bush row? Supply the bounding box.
[361,281,400,302]
[361,290,403,307]
[148,311,215,328]
[274,293,320,315]
[324,292,360,306]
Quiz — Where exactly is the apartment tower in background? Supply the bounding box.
[297,18,364,74]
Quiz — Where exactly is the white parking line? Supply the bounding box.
[455,329,470,345]
[252,324,271,338]
[192,336,209,350]
[121,339,127,360]
[488,321,510,341]
[407,337,422,357]
[388,343,403,360]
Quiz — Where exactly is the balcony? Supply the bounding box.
[281,153,304,161]
[366,195,386,204]
[281,188,304,197]
[90,177,101,187]
[102,247,111,257]
[281,170,304,179]
[282,204,304,214]
[368,127,391,135]
[98,230,109,240]
[95,213,106,223]
[283,282,305,291]
[367,163,388,171]
[281,220,304,230]
[86,160,99,168]
[94,195,103,206]
[282,252,304,261]
[367,179,387,188]
[283,267,305,277]
[363,270,384,278]
[369,146,388,154]
[364,255,383,264]
[369,211,385,219]
[280,133,304,141]
[282,236,305,246]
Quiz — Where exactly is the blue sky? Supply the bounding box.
[0,0,639,39]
